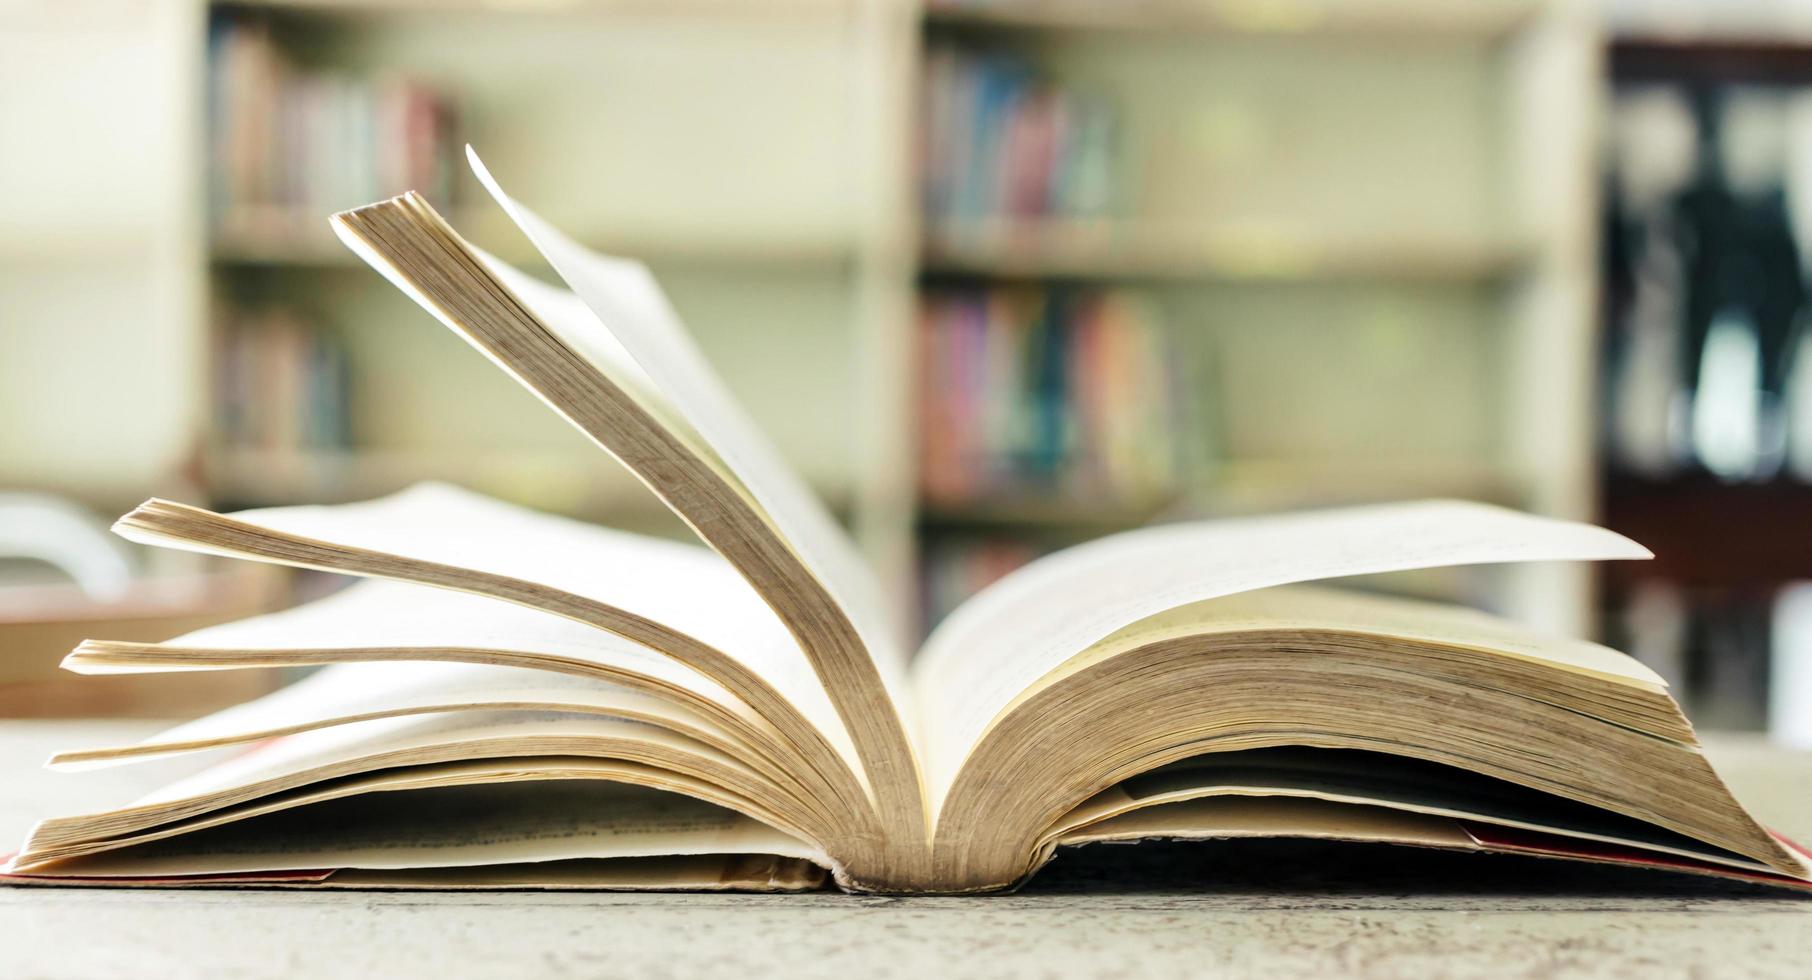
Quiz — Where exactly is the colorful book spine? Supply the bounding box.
[920,45,1119,224]
[918,287,1182,507]
[207,15,457,223]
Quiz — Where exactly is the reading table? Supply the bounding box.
[2,720,1808,978]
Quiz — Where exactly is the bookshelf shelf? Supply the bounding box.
[920,221,1531,284]
[1609,37,1812,86]
[1602,476,1812,590]
[922,0,1539,40]
[11,0,1599,641]
[904,1,1604,637]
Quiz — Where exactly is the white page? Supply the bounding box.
[53,658,741,770]
[1055,795,1476,851]
[464,148,909,692]
[912,500,1652,805]
[125,482,854,768]
[48,780,817,877]
[76,577,747,714]
[1086,585,1666,690]
[128,710,745,810]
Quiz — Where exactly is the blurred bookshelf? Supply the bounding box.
[184,0,877,556]
[0,0,1605,645]
[1595,20,1812,734]
[901,0,1603,636]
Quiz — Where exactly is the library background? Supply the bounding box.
[3,0,1812,742]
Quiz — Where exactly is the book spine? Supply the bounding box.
[920,44,1121,226]
[205,11,459,227]
[917,286,1185,509]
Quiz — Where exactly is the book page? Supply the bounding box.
[1056,794,1478,851]
[913,500,1652,805]
[50,658,746,771]
[71,576,748,707]
[20,711,768,853]
[37,780,819,878]
[319,855,826,891]
[125,711,745,809]
[18,709,833,876]
[11,754,777,873]
[329,185,929,853]
[1081,585,1665,690]
[116,482,853,770]
[465,148,909,684]
[1045,747,1769,872]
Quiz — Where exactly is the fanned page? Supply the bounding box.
[328,166,929,877]
[68,576,754,716]
[105,484,872,831]
[59,583,790,777]
[42,781,818,879]
[11,707,828,880]
[912,500,1653,811]
[115,485,839,745]
[463,149,908,680]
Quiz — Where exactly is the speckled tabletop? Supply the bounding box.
[1,720,1808,979]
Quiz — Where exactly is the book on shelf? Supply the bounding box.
[208,14,456,234]
[8,147,1812,895]
[918,286,1187,508]
[921,44,1117,226]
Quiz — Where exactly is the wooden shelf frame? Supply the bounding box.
[899,0,1606,636]
[921,0,1540,41]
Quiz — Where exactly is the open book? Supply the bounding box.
[7,149,1811,894]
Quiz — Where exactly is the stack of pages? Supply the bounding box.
[6,150,1809,893]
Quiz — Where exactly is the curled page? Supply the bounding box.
[38,780,817,877]
[328,184,928,851]
[50,658,747,772]
[912,499,1652,805]
[465,148,909,684]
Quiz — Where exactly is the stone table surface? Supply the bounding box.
[1,720,1809,979]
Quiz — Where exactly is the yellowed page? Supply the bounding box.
[1058,795,1478,850]
[65,577,751,729]
[48,659,741,770]
[17,711,785,862]
[10,756,785,872]
[112,482,854,770]
[34,780,819,878]
[465,148,910,685]
[1087,585,1665,690]
[321,855,826,891]
[330,185,928,867]
[913,500,1651,808]
[1044,747,1770,872]
[127,711,743,809]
